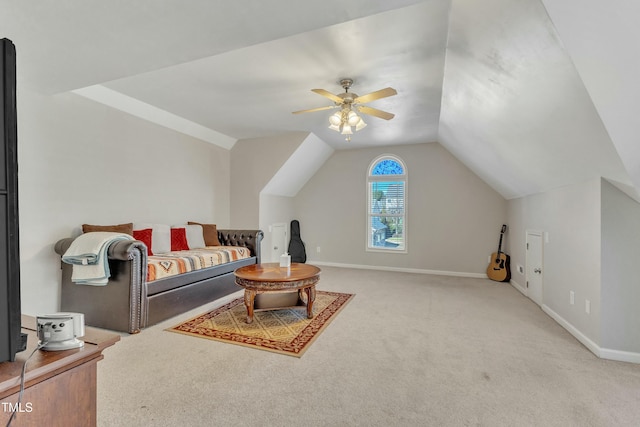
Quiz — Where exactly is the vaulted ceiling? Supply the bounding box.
[2,0,638,201]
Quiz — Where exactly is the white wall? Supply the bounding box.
[258,133,333,263]
[293,142,507,274]
[18,88,230,315]
[507,178,602,345]
[600,179,640,353]
[229,133,306,229]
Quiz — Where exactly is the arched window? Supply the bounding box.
[367,154,407,252]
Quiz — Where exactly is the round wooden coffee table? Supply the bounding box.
[234,263,321,324]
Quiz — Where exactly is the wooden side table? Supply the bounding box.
[0,316,119,427]
[234,263,321,323]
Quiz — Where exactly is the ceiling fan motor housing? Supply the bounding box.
[337,92,357,105]
[340,78,354,89]
[291,78,396,129]
[339,78,357,104]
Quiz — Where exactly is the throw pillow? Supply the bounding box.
[134,223,171,254]
[185,224,206,249]
[133,228,154,256]
[170,227,190,251]
[188,222,221,246]
[82,222,133,236]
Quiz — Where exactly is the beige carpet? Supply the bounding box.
[96,267,640,426]
[167,291,354,357]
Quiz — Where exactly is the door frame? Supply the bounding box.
[525,230,544,306]
[269,222,288,263]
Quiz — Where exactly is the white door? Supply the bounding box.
[270,223,287,263]
[526,231,543,306]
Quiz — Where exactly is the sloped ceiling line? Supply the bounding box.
[438,0,633,200]
[261,133,335,197]
[3,0,638,200]
[541,0,640,201]
[72,85,237,149]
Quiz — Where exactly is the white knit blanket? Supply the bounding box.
[62,232,133,285]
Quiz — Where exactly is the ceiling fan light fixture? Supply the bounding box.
[347,110,360,126]
[329,112,342,126]
[294,78,397,143]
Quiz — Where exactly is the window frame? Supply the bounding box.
[366,154,407,254]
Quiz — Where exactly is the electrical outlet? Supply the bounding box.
[585,299,591,314]
[517,264,524,274]
[316,246,321,253]
[570,291,575,305]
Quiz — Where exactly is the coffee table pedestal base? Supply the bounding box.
[243,286,316,324]
[234,263,322,324]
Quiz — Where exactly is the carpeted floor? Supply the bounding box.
[96,267,640,426]
[167,290,354,357]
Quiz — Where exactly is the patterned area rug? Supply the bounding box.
[167,291,354,357]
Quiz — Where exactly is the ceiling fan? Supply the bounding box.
[292,78,397,141]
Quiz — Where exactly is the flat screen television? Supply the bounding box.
[0,38,26,363]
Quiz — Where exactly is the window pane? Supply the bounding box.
[369,181,404,214]
[367,155,406,253]
[369,215,404,249]
[372,159,404,175]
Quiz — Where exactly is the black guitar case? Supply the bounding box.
[288,220,307,263]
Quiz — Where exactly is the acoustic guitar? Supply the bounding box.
[487,224,511,282]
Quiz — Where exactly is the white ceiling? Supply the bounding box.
[1,0,638,200]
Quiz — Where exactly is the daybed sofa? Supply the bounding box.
[54,226,263,333]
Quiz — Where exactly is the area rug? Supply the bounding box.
[167,291,354,357]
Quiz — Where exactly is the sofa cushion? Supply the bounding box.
[185,224,206,249]
[188,222,221,246]
[133,228,154,256]
[83,222,133,236]
[171,227,190,251]
[147,246,252,283]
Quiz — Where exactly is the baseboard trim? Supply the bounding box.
[541,304,601,357]
[542,304,640,364]
[310,262,640,363]
[599,348,640,364]
[307,260,486,278]
[510,279,527,295]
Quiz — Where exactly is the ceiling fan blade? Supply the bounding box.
[357,105,395,120]
[311,89,344,104]
[353,87,397,104]
[292,105,338,115]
